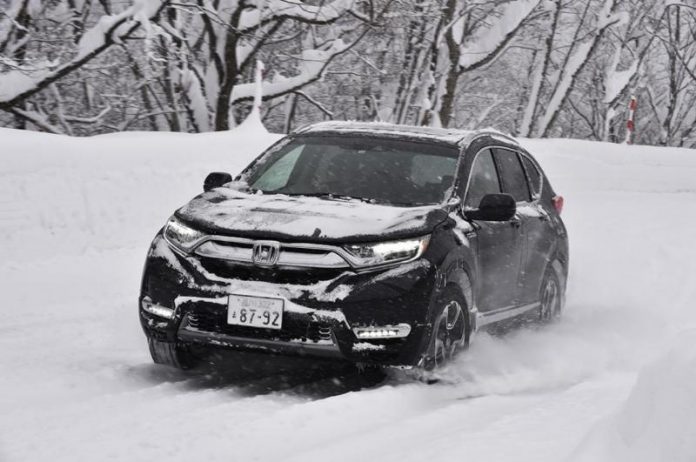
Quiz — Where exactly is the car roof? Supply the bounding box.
[293,121,521,149]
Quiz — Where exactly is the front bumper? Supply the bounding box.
[139,234,438,366]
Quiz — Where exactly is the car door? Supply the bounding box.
[516,152,557,305]
[492,148,545,306]
[464,148,525,313]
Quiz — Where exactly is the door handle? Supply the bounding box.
[510,217,522,228]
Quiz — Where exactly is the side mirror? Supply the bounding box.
[203,172,232,192]
[464,193,516,222]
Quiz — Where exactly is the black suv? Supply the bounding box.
[140,122,568,371]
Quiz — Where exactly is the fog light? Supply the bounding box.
[141,297,175,320]
[352,324,411,339]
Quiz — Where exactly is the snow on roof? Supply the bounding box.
[294,121,519,147]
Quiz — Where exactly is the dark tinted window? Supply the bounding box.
[520,155,542,199]
[246,136,459,206]
[494,149,531,202]
[465,149,500,207]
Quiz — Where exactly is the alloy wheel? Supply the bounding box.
[431,300,467,369]
[540,277,559,321]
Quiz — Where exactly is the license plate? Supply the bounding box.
[227,294,283,330]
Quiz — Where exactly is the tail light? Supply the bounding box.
[552,196,564,215]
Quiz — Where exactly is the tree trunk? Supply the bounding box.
[537,0,616,138]
[518,0,561,137]
[662,7,680,145]
[214,2,245,131]
[437,0,462,128]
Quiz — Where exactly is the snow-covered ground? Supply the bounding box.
[1,127,696,462]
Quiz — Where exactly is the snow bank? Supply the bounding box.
[0,127,280,262]
[1,128,696,462]
[569,330,696,462]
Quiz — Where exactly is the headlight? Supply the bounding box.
[343,235,430,268]
[163,216,206,252]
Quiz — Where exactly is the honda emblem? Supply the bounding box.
[252,241,281,266]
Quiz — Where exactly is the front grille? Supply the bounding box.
[194,239,350,269]
[197,257,346,284]
[182,303,334,344]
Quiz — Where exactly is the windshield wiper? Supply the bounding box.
[266,190,423,206]
[281,192,378,204]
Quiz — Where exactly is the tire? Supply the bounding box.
[539,265,563,322]
[354,363,388,386]
[420,285,470,372]
[147,337,198,370]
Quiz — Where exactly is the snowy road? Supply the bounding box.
[2,128,696,461]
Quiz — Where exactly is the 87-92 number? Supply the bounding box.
[227,295,284,330]
[229,308,280,327]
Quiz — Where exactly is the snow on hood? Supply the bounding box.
[176,185,448,243]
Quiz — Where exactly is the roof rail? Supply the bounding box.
[291,121,520,148]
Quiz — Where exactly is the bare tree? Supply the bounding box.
[155,0,381,131]
[1,0,694,146]
[647,2,696,146]
[0,0,171,131]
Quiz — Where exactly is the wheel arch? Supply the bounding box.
[439,259,476,337]
[434,227,479,334]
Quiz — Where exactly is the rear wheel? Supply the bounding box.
[539,266,562,322]
[147,337,198,370]
[421,286,470,372]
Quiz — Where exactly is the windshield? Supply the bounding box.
[244,135,459,206]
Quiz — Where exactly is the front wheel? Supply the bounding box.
[420,286,470,372]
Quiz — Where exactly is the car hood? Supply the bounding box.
[175,187,448,243]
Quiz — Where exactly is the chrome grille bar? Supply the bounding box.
[193,236,350,269]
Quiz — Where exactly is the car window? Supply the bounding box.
[494,148,531,202]
[520,155,542,199]
[252,145,303,191]
[411,155,457,188]
[246,136,459,206]
[465,149,501,207]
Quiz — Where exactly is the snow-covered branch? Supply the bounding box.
[457,0,542,73]
[239,0,355,33]
[0,0,168,111]
[536,0,622,137]
[231,39,356,103]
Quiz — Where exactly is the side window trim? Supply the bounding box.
[440,144,467,203]
[451,145,467,200]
